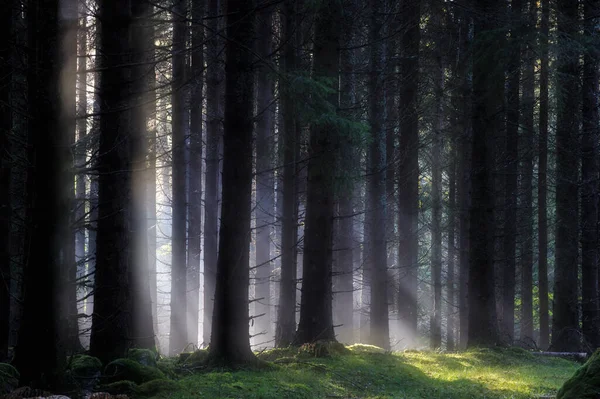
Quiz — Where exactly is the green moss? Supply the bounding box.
[137,379,180,396]
[127,349,159,368]
[100,380,139,395]
[156,358,178,379]
[297,341,349,358]
[256,347,299,362]
[557,349,600,398]
[104,358,165,385]
[346,343,386,354]
[69,354,103,377]
[0,363,19,394]
[177,349,209,368]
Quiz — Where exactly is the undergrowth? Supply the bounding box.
[144,345,579,399]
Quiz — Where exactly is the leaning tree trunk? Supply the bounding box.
[89,0,134,365]
[294,0,341,345]
[187,0,204,348]
[207,0,257,366]
[203,0,222,347]
[397,0,421,346]
[169,0,188,356]
[13,0,70,386]
[537,0,550,351]
[467,0,502,348]
[367,0,389,350]
[552,0,581,353]
[580,0,600,350]
[0,0,13,363]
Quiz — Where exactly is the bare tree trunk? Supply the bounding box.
[207,0,257,365]
[446,148,457,350]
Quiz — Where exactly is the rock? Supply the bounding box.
[66,355,103,392]
[0,364,19,395]
[125,350,157,368]
[103,359,164,385]
[557,349,600,398]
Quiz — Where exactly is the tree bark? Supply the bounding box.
[294,0,341,345]
[207,0,257,365]
[552,0,580,353]
[397,0,421,345]
[467,0,502,348]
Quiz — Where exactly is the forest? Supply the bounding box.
[1,0,600,398]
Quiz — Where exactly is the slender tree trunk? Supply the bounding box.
[14,0,70,385]
[397,0,421,345]
[0,0,13,363]
[207,0,257,365]
[203,0,222,347]
[169,0,188,355]
[580,0,600,350]
[187,0,204,349]
[538,0,550,351]
[255,5,275,342]
[502,0,521,344]
[552,0,581,353]
[275,0,300,348]
[89,0,134,365]
[519,0,536,345]
[467,0,502,348]
[446,148,457,350]
[294,0,341,345]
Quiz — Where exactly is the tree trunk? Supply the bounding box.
[275,0,300,348]
[254,5,275,343]
[0,0,13,363]
[169,0,188,356]
[502,0,521,344]
[187,0,204,349]
[447,147,457,350]
[207,0,257,365]
[203,0,222,347]
[552,0,580,353]
[519,0,536,345]
[537,0,550,351]
[467,0,502,348]
[89,0,134,365]
[294,0,341,345]
[397,0,421,346]
[13,0,69,386]
[580,0,600,350]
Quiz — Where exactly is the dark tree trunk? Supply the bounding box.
[294,0,341,345]
[519,0,536,345]
[169,0,188,355]
[89,0,134,365]
[275,0,300,348]
[467,0,502,348]
[130,0,156,350]
[447,148,457,351]
[367,0,389,350]
[397,0,421,345]
[254,5,275,342]
[207,0,256,365]
[580,0,600,350]
[537,0,550,351]
[502,0,521,344]
[552,0,581,353]
[0,0,13,363]
[203,0,222,347]
[187,0,204,349]
[13,0,69,386]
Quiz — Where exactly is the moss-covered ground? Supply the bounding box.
[144,345,579,399]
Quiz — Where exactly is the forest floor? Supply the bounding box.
[151,345,580,399]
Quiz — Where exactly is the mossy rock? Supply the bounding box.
[104,359,165,385]
[178,349,209,367]
[0,363,19,394]
[347,344,386,354]
[256,347,299,362]
[136,379,180,396]
[156,358,177,379]
[127,349,158,368]
[100,380,139,396]
[297,341,349,358]
[69,354,103,378]
[557,349,600,398]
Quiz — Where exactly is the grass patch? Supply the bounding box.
[144,347,579,399]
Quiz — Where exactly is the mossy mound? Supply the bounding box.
[347,344,386,354]
[256,347,299,362]
[69,354,103,378]
[104,359,165,385]
[0,363,19,394]
[137,379,180,396]
[127,349,158,368]
[297,341,349,358]
[557,349,600,398]
[177,349,208,367]
[156,358,177,379]
[100,380,138,396]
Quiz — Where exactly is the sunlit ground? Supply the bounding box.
[148,346,578,399]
